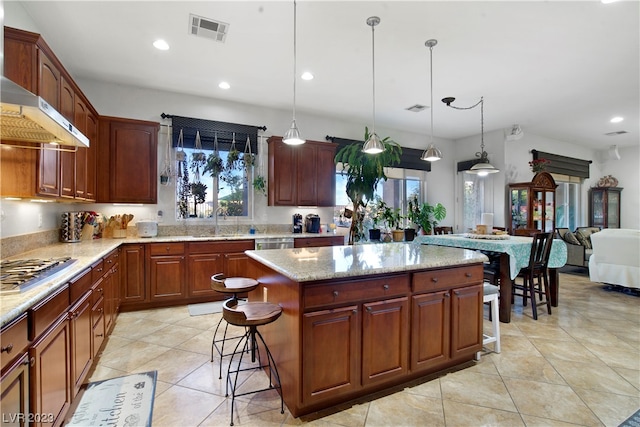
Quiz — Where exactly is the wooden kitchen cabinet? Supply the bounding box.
[267,137,337,207]
[97,116,159,204]
[1,353,30,427]
[411,291,450,372]
[120,244,146,304]
[68,291,92,397]
[148,243,187,301]
[29,314,72,427]
[294,235,344,248]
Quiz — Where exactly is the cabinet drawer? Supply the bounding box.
[413,266,483,293]
[28,285,70,340]
[294,236,344,248]
[304,275,410,310]
[91,276,105,306]
[69,268,92,303]
[149,242,185,256]
[188,240,254,254]
[92,297,105,327]
[91,259,105,283]
[1,314,29,371]
[104,249,119,268]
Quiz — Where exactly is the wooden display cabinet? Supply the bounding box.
[589,187,622,229]
[508,172,557,234]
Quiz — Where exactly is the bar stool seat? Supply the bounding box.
[210,274,260,378]
[223,298,284,426]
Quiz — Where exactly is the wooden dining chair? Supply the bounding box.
[511,232,554,320]
[434,226,453,235]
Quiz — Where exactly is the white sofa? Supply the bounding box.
[589,228,640,289]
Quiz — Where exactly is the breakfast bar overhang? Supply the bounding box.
[245,243,488,418]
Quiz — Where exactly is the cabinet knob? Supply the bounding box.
[166,247,170,252]
[352,309,357,315]
[22,357,30,366]
[107,259,113,264]
[96,267,103,273]
[332,291,339,297]
[383,284,389,290]
[1,343,13,354]
[454,291,460,296]
[366,306,372,312]
[465,272,472,278]
[431,277,439,283]
[98,288,103,293]
[30,356,35,367]
[98,308,103,313]
[96,333,104,338]
[444,293,450,298]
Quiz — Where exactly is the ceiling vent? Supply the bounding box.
[405,104,427,112]
[189,14,229,43]
[604,130,628,136]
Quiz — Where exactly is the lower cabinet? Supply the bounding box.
[121,244,146,304]
[69,291,92,397]
[1,353,30,427]
[148,243,186,301]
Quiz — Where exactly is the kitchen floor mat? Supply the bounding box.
[66,371,157,427]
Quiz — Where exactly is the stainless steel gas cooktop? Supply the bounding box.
[0,257,77,294]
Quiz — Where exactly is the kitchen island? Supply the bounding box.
[245,242,488,417]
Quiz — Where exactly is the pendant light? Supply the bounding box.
[442,96,499,176]
[283,0,305,145]
[421,39,442,162]
[362,16,384,154]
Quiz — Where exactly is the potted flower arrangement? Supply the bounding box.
[367,197,385,241]
[407,196,447,235]
[381,204,404,242]
[529,158,550,173]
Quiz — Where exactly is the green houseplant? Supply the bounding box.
[407,196,447,235]
[335,127,402,244]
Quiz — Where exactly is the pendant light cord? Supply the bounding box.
[445,97,485,152]
[371,19,376,135]
[292,0,297,122]
[429,44,434,144]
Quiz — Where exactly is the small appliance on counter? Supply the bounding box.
[136,220,158,237]
[305,214,321,233]
[293,213,303,233]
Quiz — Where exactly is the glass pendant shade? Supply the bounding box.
[283,119,305,145]
[467,151,499,176]
[421,143,442,161]
[363,132,384,154]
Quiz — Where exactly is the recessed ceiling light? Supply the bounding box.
[219,81,231,90]
[153,39,170,50]
[610,116,624,123]
[301,72,314,81]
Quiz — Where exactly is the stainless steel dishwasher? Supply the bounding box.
[254,237,295,250]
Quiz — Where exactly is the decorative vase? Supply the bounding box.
[369,229,381,242]
[392,229,404,242]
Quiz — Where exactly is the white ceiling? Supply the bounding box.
[11,1,640,150]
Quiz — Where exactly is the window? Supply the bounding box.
[462,172,486,232]
[553,174,581,230]
[176,147,251,219]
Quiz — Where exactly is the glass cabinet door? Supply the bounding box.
[592,191,604,228]
[511,188,529,231]
[544,190,555,232]
[607,191,620,228]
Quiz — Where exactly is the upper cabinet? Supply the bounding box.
[508,172,557,234]
[2,27,98,201]
[97,117,159,204]
[267,137,336,207]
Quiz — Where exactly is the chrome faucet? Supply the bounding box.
[214,206,227,234]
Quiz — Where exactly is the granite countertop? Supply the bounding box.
[0,232,344,328]
[245,242,488,283]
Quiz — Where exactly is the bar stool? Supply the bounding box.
[476,282,501,360]
[223,298,284,426]
[210,273,260,379]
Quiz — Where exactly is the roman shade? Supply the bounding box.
[162,113,266,154]
[325,136,432,172]
[531,150,592,178]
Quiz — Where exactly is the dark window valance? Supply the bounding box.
[325,136,432,172]
[532,150,592,178]
[457,158,485,172]
[161,113,266,154]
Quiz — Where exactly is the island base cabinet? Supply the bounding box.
[1,354,30,427]
[362,297,409,386]
[302,306,361,405]
[29,316,72,427]
[450,284,483,359]
[410,291,451,372]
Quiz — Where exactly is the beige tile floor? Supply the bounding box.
[87,271,640,426]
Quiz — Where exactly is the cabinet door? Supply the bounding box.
[73,96,89,200]
[121,244,146,303]
[84,112,98,201]
[99,118,158,203]
[223,252,249,277]
[302,305,361,404]
[1,353,30,427]
[59,76,75,199]
[450,284,483,359]
[187,253,224,297]
[268,140,297,206]
[149,256,186,301]
[410,291,450,372]
[362,297,409,386]
[296,144,317,206]
[315,143,337,207]
[69,292,92,397]
[30,316,71,427]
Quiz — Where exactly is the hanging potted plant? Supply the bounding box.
[226,132,242,171]
[334,127,402,244]
[203,132,224,178]
[407,195,447,235]
[252,175,267,197]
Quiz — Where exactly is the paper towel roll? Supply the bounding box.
[481,213,494,234]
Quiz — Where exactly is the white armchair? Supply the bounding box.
[589,229,640,289]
